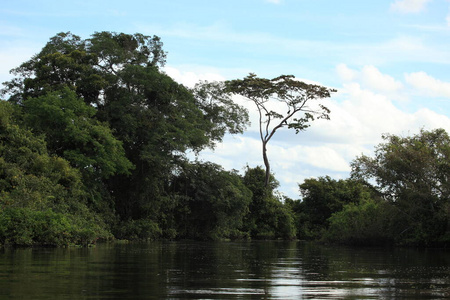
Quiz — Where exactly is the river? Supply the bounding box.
[0,241,449,299]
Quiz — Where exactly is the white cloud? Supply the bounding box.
[336,63,358,82]
[195,136,261,171]
[390,0,432,13]
[270,144,351,172]
[361,65,404,93]
[164,66,226,88]
[412,107,450,128]
[405,71,450,97]
[336,64,403,93]
[334,78,450,138]
[265,0,282,3]
[322,83,409,141]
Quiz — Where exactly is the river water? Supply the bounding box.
[0,241,449,299]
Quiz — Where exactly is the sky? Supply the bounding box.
[2,0,450,199]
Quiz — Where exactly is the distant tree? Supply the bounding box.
[226,74,335,186]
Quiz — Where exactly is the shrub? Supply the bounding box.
[0,207,108,246]
[114,218,162,241]
[326,200,394,246]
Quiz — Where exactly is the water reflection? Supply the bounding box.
[0,241,449,299]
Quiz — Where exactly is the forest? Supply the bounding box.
[0,31,449,247]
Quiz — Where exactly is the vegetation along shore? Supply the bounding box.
[1,32,449,247]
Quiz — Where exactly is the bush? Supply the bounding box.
[326,200,394,246]
[0,207,108,246]
[114,218,162,241]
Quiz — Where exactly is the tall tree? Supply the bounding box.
[226,74,335,186]
[1,31,166,106]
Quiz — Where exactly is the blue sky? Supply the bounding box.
[2,0,450,198]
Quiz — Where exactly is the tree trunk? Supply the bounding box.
[262,141,270,187]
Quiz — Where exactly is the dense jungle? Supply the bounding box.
[1,31,449,247]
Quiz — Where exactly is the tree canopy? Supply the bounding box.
[226,73,335,186]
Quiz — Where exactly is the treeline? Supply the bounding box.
[1,32,449,247]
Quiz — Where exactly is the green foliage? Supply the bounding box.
[87,31,167,72]
[20,87,133,223]
[0,101,110,246]
[192,81,249,147]
[22,88,133,180]
[296,176,374,240]
[0,207,69,246]
[326,199,394,246]
[95,52,248,229]
[351,129,450,246]
[114,218,162,241]
[100,66,216,223]
[291,130,450,247]
[0,101,82,209]
[3,32,99,105]
[170,162,252,240]
[2,32,166,106]
[0,207,108,246]
[242,166,296,239]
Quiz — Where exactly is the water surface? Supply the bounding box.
[1,241,449,299]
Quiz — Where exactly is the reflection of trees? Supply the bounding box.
[0,247,101,298]
[2,242,450,299]
[1,244,175,299]
[164,241,305,298]
[166,241,278,298]
[299,244,450,298]
[299,242,334,280]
